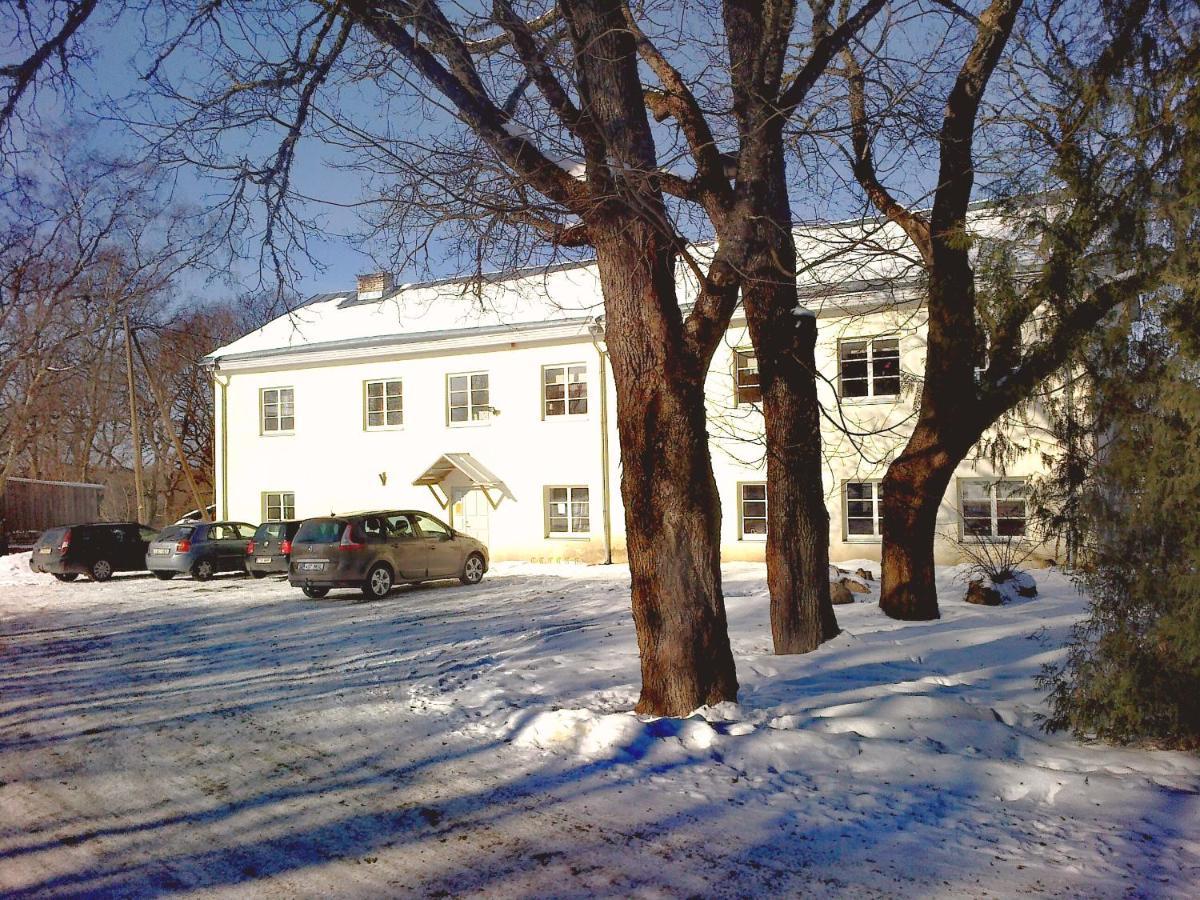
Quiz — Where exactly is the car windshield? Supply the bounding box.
[157,525,194,542]
[295,520,345,544]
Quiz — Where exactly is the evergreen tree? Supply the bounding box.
[1040,295,1200,747]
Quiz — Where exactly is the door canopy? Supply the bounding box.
[413,453,510,510]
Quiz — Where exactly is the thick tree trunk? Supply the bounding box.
[595,228,739,717]
[744,275,838,653]
[878,420,962,620]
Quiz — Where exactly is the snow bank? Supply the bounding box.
[510,709,718,763]
[0,551,40,585]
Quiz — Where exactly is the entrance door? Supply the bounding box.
[450,487,491,546]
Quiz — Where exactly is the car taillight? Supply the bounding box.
[176,539,191,552]
[280,539,292,556]
[339,525,365,552]
[58,529,71,552]
[246,540,255,555]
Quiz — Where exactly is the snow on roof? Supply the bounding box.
[208,207,1021,363]
[208,260,606,362]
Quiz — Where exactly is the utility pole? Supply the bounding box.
[123,314,147,524]
[130,329,211,522]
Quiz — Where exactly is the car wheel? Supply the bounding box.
[53,573,79,583]
[460,553,485,586]
[192,559,215,581]
[362,563,393,599]
[302,585,330,599]
[154,572,176,581]
[90,559,114,582]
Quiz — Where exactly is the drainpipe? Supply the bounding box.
[212,363,230,521]
[590,322,614,565]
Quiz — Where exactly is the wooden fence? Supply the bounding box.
[1,478,105,551]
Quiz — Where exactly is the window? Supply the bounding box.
[844,481,883,539]
[734,349,761,404]
[413,512,452,540]
[386,514,417,539]
[546,486,590,535]
[960,479,1028,538]
[739,483,767,539]
[261,387,295,433]
[262,491,296,521]
[365,379,403,429]
[544,364,588,417]
[838,337,900,398]
[448,372,490,424]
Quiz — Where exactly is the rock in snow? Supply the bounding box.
[965,578,1004,605]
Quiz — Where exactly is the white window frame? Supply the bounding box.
[958,477,1029,540]
[545,485,591,537]
[734,348,761,405]
[838,336,901,399]
[262,491,296,521]
[543,363,588,418]
[843,480,883,541]
[364,378,404,430]
[447,371,491,426]
[738,482,767,541]
[260,386,295,435]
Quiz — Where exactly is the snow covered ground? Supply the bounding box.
[1,553,1198,897]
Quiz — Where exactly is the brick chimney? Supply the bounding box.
[356,272,395,300]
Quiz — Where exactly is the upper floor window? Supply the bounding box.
[960,478,1028,539]
[365,378,403,429]
[262,491,296,521]
[261,387,295,434]
[734,349,761,404]
[839,337,900,398]
[544,364,587,417]
[546,486,590,535]
[844,481,883,539]
[448,372,490,424]
[739,482,767,540]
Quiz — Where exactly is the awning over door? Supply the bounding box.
[413,453,510,509]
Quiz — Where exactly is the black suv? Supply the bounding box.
[30,522,159,582]
[245,520,303,578]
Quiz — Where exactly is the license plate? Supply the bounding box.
[152,548,170,556]
[38,547,51,554]
[299,562,325,571]
[256,557,273,564]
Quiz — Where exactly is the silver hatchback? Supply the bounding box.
[288,510,489,599]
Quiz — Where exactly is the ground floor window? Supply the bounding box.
[546,486,589,535]
[739,483,767,539]
[844,481,883,539]
[262,491,295,521]
[959,479,1028,538]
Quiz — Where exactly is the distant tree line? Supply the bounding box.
[0,135,273,527]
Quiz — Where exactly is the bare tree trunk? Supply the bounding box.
[744,271,838,652]
[722,0,839,651]
[878,421,962,620]
[595,227,739,716]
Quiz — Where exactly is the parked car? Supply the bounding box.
[146,521,257,581]
[245,520,303,578]
[289,510,489,599]
[29,522,158,582]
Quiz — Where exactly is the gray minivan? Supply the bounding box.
[146,521,257,580]
[289,510,488,599]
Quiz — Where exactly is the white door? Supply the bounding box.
[450,487,490,546]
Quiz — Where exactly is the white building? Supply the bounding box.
[206,219,1056,565]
